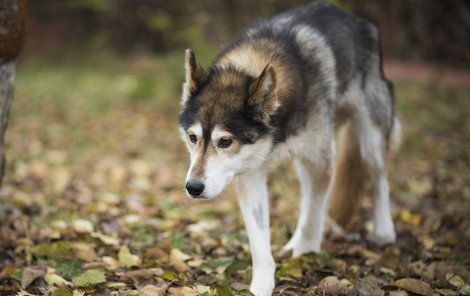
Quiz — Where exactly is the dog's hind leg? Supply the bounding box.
[236,168,275,296]
[354,97,396,245]
[283,147,335,257]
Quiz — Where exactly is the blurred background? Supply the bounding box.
[0,0,469,295]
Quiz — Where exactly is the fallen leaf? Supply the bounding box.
[102,256,120,270]
[435,289,457,296]
[400,209,421,225]
[392,278,432,296]
[196,285,212,294]
[459,285,470,295]
[419,235,435,250]
[32,241,74,259]
[380,266,397,277]
[276,258,303,279]
[71,219,94,234]
[187,220,218,239]
[446,273,465,289]
[354,278,384,296]
[21,266,46,289]
[91,232,119,246]
[170,248,191,272]
[139,284,164,296]
[72,269,106,288]
[72,243,96,262]
[389,291,408,296]
[339,279,354,294]
[45,273,71,286]
[181,287,198,296]
[51,287,73,296]
[211,284,234,296]
[106,282,127,289]
[408,177,432,197]
[118,245,142,268]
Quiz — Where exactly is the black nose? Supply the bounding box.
[186,179,205,196]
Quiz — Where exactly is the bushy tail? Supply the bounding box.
[329,117,401,226]
[389,117,401,152]
[329,122,367,226]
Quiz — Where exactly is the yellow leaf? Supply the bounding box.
[102,256,120,270]
[118,246,141,268]
[400,209,421,225]
[45,273,71,286]
[91,232,119,246]
[71,219,94,233]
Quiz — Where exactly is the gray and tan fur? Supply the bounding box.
[179,2,400,295]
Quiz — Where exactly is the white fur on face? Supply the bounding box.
[182,122,203,188]
[182,124,273,199]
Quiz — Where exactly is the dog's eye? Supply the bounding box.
[189,134,197,143]
[218,138,232,149]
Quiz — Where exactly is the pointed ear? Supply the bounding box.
[247,64,279,123]
[181,49,209,105]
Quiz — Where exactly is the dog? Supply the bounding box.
[179,2,400,295]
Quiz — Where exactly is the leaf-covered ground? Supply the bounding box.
[0,53,468,296]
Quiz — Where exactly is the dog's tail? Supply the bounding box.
[389,117,402,152]
[329,117,402,226]
[328,122,367,226]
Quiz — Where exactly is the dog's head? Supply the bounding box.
[178,49,279,199]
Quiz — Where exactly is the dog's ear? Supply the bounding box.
[247,64,279,123]
[182,49,209,105]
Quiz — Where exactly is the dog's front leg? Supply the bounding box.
[236,168,275,296]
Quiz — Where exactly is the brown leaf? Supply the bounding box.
[170,249,191,272]
[354,278,384,296]
[139,284,165,296]
[122,269,154,288]
[72,242,96,262]
[392,278,432,296]
[389,291,408,296]
[21,266,46,289]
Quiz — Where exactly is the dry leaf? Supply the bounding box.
[91,232,119,246]
[71,219,94,234]
[45,273,71,287]
[118,245,142,268]
[392,278,432,296]
[170,249,191,272]
[21,266,46,289]
[72,243,96,262]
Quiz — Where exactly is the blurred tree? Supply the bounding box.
[0,0,26,185]
[24,0,470,66]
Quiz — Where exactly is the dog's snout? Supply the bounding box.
[186,179,205,197]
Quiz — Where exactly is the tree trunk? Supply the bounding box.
[0,0,26,185]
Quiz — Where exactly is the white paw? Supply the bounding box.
[283,230,320,257]
[250,279,275,296]
[368,227,396,246]
[250,263,275,296]
[292,241,320,258]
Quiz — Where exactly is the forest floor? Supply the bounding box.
[0,52,468,295]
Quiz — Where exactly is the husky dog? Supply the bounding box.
[179,2,400,295]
